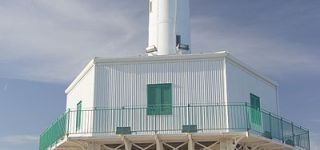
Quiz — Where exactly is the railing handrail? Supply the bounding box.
[64,102,307,130]
[39,103,310,150]
[39,112,68,137]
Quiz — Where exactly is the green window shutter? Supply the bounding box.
[76,101,82,131]
[147,83,172,115]
[161,84,172,114]
[250,94,262,127]
[147,85,162,115]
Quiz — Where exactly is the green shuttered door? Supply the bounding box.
[147,83,172,115]
[250,94,262,132]
[76,101,82,130]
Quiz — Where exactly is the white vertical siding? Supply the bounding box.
[226,59,278,114]
[94,58,225,108]
[63,53,280,136]
[93,58,227,133]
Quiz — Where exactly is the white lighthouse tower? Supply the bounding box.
[39,1,310,150]
[146,0,191,55]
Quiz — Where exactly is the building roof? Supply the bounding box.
[65,51,278,93]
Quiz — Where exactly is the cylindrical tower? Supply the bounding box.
[146,0,191,56]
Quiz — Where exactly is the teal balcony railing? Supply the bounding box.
[39,113,68,150]
[39,103,310,150]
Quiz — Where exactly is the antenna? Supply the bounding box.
[146,0,191,56]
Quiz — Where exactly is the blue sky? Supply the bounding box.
[0,0,319,149]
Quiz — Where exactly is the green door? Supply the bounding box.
[250,94,262,132]
[76,101,82,131]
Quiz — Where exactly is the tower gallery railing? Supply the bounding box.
[39,103,310,150]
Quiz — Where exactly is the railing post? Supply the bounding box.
[245,102,250,131]
[155,107,157,133]
[307,130,311,150]
[188,104,191,125]
[93,107,96,134]
[291,122,295,146]
[121,107,125,127]
[269,113,272,138]
[280,118,284,143]
[67,109,70,135]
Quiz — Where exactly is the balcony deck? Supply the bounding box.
[39,103,310,150]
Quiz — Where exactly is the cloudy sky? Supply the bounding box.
[0,0,319,149]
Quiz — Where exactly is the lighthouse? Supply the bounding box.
[146,0,191,55]
[39,1,310,150]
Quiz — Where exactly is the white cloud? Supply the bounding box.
[0,134,38,145]
[0,0,147,82]
[191,16,320,78]
[0,0,319,83]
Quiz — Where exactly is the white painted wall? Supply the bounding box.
[66,66,95,110]
[66,66,95,134]
[226,58,278,114]
[93,57,227,133]
[94,58,225,108]
[64,53,279,134]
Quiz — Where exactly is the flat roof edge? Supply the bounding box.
[65,52,278,94]
[94,52,228,64]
